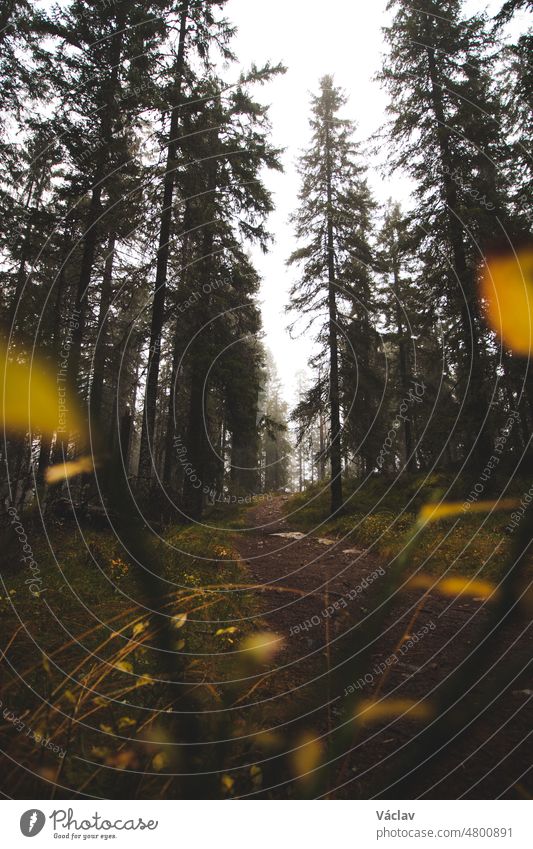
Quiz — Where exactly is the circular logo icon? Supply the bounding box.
[20,810,46,837]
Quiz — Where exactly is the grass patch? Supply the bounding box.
[284,473,520,580]
[0,510,268,798]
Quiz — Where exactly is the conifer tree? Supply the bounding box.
[380,0,521,471]
[289,76,373,512]
[137,0,236,485]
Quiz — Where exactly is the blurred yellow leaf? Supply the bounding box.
[115,661,133,673]
[171,613,188,629]
[447,576,470,596]
[107,749,139,770]
[221,774,234,793]
[132,620,149,638]
[45,454,94,484]
[408,574,498,600]
[419,499,517,524]
[355,698,433,726]
[254,730,283,751]
[136,674,155,688]
[481,248,533,355]
[137,724,170,753]
[38,766,58,781]
[215,626,238,636]
[152,752,169,771]
[291,731,322,781]
[0,344,83,435]
[63,689,77,705]
[91,746,110,760]
[117,716,136,730]
[240,631,284,664]
[250,764,263,787]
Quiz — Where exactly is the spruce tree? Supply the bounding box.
[380,0,520,472]
[376,202,423,472]
[289,76,373,513]
[137,0,236,485]
[177,71,282,517]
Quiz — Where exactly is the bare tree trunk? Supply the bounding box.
[89,231,116,425]
[424,20,492,471]
[325,110,343,514]
[163,214,192,490]
[182,219,215,519]
[7,177,39,336]
[37,258,68,484]
[138,1,190,485]
[392,252,417,472]
[67,10,125,400]
[318,367,326,480]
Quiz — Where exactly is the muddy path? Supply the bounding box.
[232,496,532,799]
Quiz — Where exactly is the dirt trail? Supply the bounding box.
[232,496,532,799]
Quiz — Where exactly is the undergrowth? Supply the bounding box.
[0,511,270,798]
[284,472,520,579]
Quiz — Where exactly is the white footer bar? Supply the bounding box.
[4,799,532,848]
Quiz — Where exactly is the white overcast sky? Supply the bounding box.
[225,0,527,404]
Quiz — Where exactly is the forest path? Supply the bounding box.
[234,494,386,665]
[231,496,532,798]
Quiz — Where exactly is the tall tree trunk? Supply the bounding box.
[319,410,326,479]
[182,221,215,519]
[183,371,208,520]
[8,195,34,335]
[424,21,492,470]
[7,174,46,336]
[397,320,416,472]
[392,253,417,472]
[66,11,125,400]
[182,126,219,520]
[37,258,68,484]
[163,213,192,490]
[214,406,226,497]
[66,184,102,394]
[138,1,190,485]
[89,231,116,426]
[501,350,530,451]
[220,414,227,491]
[119,405,133,474]
[318,366,326,479]
[325,111,343,514]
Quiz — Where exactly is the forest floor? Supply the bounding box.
[233,495,532,799]
[1,490,531,799]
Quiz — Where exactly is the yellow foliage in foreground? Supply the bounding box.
[45,455,94,484]
[0,344,83,436]
[291,731,323,780]
[419,499,517,524]
[355,698,434,726]
[240,631,284,664]
[481,248,533,355]
[408,574,498,600]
